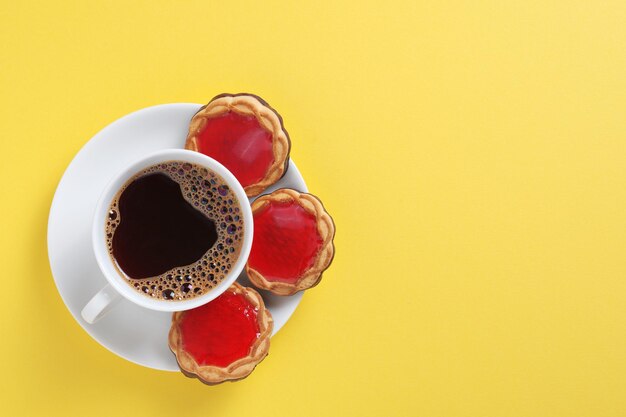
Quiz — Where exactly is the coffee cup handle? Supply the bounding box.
[81,284,122,324]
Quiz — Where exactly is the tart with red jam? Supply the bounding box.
[246,189,335,296]
[168,283,273,385]
[185,93,291,197]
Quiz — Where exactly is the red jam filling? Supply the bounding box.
[180,291,260,367]
[196,111,275,188]
[248,201,323,283]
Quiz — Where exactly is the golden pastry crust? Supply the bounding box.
[185,93,291,197]
[246,189,336,296]
[168,283,273,385]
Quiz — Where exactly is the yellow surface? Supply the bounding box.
[1,1,626,416]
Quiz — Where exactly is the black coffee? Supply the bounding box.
[106,161,245,301]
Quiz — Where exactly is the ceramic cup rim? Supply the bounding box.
[91,148,253,312]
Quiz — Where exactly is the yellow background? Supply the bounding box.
[1,1,626,416]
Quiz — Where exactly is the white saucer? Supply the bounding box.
[47,104,306,371]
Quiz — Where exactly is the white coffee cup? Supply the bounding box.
[81,149,253,324]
